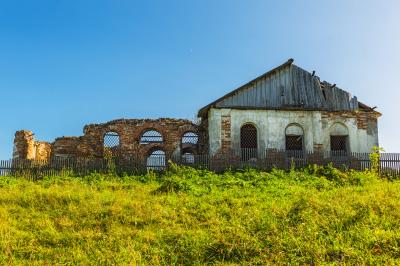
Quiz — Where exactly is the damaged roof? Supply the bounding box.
[198,59,379,117]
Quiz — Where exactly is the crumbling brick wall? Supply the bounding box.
[14,118,201,161]
[197,117,209,154]
[35,142,52,161]
[220,115,232,154]
[76,118,199,160]
[52,137,81,158]
[321,110,379,132]
[13,131,51,160]
[320,109,380,152]
[13,131,34,159]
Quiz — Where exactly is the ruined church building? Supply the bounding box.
[13,59,381,165]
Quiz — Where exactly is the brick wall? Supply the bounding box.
[78,118,199,159]
[197,117,209,154]
[13,130,51,160]
[321,110,379,132]
[12,111,380,160]
[52,137,81,158]
[13,118,200,161]
[220,115,232,154]
[34,142,52,161]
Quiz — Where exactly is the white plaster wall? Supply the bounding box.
[322,117,378,153]
[208,108,223,155]
[229,109,320,153]
[207,108,379,155]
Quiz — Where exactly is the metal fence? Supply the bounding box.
[1,150,399,179]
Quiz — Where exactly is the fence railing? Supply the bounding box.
[0,150,399,179]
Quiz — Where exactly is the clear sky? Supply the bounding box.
[1,0,399,159]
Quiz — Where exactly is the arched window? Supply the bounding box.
[285,124,304,151]
[181,132,198,145]
[104,132,120,157]
[240,124,258,161]
[140,130,163,144]
[240,124,257,149]
[182,152,195,164]
[147,150,166,170]
[181,132,198,158]
[330,123,349,154]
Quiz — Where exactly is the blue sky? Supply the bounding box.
[1,0,399,159]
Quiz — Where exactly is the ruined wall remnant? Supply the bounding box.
[78,118,199,159]
[52,137,81,158]
[13,130,51,160]
[13,118,201,161]
[34,142,52,161]
[13,130,35,159]
[197,117,209,154]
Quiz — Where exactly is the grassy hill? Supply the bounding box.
[0,164,399,265]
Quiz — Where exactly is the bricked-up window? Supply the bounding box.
[331,136,348,153]
[104,132,120,157]
[147,150,166,170]
[182,132,198,145]
[140,130,163,144]
[285,124,304,151]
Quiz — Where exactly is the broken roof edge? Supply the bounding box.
[197,58,295,117]
[358,102,382,117]
[197,58,381,118]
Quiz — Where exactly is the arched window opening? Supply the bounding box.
[182,152,195,164]
[147,150,166,170]
[140,130,163,144]
[182,132,198,145]
[285,124,304,151]
[181,132,198,155]
[181,146,195,164]
[104,132,120,157]
[240,124,258,161]
[330,123,349,155]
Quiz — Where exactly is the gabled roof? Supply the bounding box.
[198,59,380,117]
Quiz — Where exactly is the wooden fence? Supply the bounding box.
[0,150,399,179]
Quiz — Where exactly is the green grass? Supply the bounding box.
[1,164,400,265]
